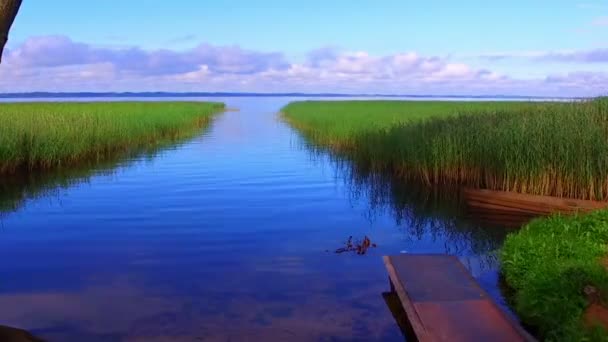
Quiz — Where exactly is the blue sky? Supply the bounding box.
[1,0,607,95]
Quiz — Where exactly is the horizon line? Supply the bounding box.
[0,91,589,99]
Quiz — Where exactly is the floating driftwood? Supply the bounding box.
[334,236,377,255]
[463,188,608,227]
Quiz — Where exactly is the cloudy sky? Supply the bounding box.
[1,0,607,96]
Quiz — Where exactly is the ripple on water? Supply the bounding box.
[0,97,515,341]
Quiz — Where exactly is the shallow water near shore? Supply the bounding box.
[0,97,517,341]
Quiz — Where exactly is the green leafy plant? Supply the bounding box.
[501,210,608,340]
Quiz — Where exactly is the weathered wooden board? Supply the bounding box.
[462,188,608,227]
[463,188,608,215]
[383,254,536,342]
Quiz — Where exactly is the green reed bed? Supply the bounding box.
[283,98,608,200]
[0,101,225,175]
[501,211,608,340]
[282,101,532,149]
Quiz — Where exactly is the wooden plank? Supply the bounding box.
[388,255,483,302]
[382,291,417,339]
[383,256,430,341]
[414,300,526,342]
[467,197,580,214]
[465,212,535,227]
[463,188,608,217]
[465,209,535,220]
[465,199,550,215]
[384,254,536,342]
[465,193,576,213]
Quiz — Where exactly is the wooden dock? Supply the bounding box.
[383,254,535,341]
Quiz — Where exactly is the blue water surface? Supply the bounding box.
[0,97,512,341]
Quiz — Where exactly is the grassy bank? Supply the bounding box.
[501,211,608,340]
[0,122,218,214]
[283,99,608,200]
[282,101,531,149]
[0,101,224,175]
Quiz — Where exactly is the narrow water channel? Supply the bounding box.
[0,97,514,341]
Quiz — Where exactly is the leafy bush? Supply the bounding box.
[501,210,608,340]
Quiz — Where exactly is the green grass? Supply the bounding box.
[0,101,224,175]
[283,98,608,200]
[501,211,608,340]
[0,124,217,214]
[282,101,534,149]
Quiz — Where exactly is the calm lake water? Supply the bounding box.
[0,97,516,341]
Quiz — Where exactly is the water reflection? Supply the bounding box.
[297,132,521,325]
[382,291,415,340]
[0,98,522,341]
[0,100,407,341]
[306,147,513,257]
[2,266,402,341]
[0,124,215,216]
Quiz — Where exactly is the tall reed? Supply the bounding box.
[0,101,224,175]
[283,98,608,200]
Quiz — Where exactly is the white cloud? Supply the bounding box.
[0,35,607,97]
[478,48,608,63]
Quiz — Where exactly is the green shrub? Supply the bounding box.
[501,211,608,340]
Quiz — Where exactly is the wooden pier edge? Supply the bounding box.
[383,254,537,342]
[383,255,430,341]
[450,256,537,342]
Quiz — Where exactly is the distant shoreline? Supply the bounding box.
[0,92,587,100]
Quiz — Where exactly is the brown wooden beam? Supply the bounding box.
[0,0,23,63]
